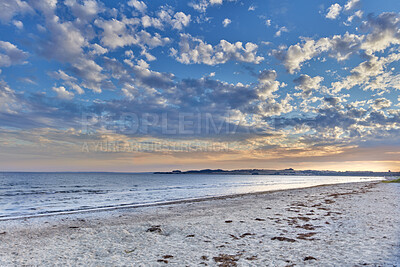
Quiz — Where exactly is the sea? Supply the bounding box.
[0,172,383,220]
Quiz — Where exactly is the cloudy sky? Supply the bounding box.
[0,0,400,172]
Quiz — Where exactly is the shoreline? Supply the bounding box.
[0,180,383,222]
[1,181,399,266]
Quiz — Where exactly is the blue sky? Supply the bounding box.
[1,0,400,172]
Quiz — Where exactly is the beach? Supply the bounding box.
[1,181,399,266]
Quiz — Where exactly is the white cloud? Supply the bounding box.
[128,0,147,13]
[222,18,231,27]
[95,18,139,49]
[275,26,288,37]
[12,20,23,29]
[0,41,28,67]
[361,12,400,53]
[171,12,191,30]
[369,98,392,110]
[0,80,20,113]
[331,53,400,93]
[121,84,137,100]
[143,9,191,31]
[95,17,171,50]
[52,86,75,100]
[256,70,284,100]
[258,94,293,116]
[174,34,264,65]
[326,3,342,20]
[0,0,33,23]
[294,74,324,98]
[344,0,360,11]
[71,58,107,93]
[273,32,363,73]
[190,0,232,12]
[273,38,331,74]
[346,10,363,24]
[65,0,104,22]
[141,15,162,29]
[49,70,84,94]
[89,43,108,56]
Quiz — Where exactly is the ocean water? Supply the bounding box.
[0,172,383,219]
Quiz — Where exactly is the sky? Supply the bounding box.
[0,0,400,172]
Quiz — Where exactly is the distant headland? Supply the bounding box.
[154,168,399,177]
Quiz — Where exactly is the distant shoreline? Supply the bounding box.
[154,168,399,177]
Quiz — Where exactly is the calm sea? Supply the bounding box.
[0,172,383,219]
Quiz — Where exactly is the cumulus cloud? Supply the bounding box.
[256,70,283,100]
[52,86,75,100]
[275,26,288,37]
[248,5,256,11]
[33,3,110,94]
[39,17,88,62]
[326,3,342,20]
[0,0,33,23]
[258,95,293,117]
[273,32,363,73]
[12,20,23,29]
[0,41,28,67]
[65,0,104,22]
[331,53,400,93]
[171,12,191,30]
[128,0,147,13]
[174,33,264,65]
[346,10,363,25]
[0,80,20,113]
[89,43,108,56]
[140,9,191,31]
[361,12,400,52]
[273,39,330,74]
[95,18,170,50]
[294,75,324,98]
[222,18,231,27]
[344,0,360,11]
[369,98,392,110]
[95,18,139,49]
[190,0,227,12]
[49,70,84,94]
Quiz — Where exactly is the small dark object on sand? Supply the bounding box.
[213,254,240,266]
[240,233,255,238]
[271,236,296,242]
[297,232,317,240]
[146,225,162,233]
[304,256,317,261]
[225,220,233,223]
[124,249,136,254]
[163,255,173,259]
[255,218,266,221]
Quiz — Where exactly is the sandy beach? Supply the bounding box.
[1,181,399,266]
